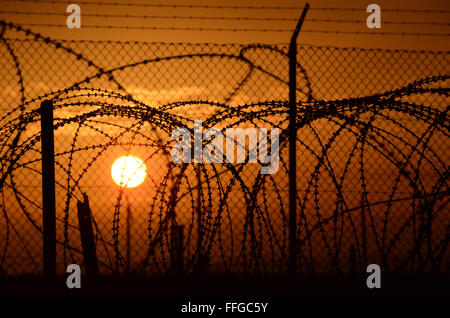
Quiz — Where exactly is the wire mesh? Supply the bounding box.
[0,22,448,277]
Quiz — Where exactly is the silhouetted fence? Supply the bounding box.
[0,21,448,277]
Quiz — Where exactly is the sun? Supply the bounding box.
[111,155,147,188]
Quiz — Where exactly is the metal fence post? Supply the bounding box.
[40,100,56,278]
[288,3,309,275]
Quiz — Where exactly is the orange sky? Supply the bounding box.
[1,0,449,50]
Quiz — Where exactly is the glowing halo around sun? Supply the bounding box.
[111,155,147,188]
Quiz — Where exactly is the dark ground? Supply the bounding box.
[0,273,448,311]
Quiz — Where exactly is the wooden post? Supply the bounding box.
[77,193,99,280]
[288,3,309,275]
[41,100,56,278]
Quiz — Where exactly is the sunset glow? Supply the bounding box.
[111,155,147,188]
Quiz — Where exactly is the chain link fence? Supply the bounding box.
[0,22,448,277]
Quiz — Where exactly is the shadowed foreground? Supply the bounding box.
[1,273,448,300]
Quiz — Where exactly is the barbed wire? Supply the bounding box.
[0,21,448,276]
[311,7,450,13]
[3,0,450,13]
[7,22,450,36]
[2,11,449,26]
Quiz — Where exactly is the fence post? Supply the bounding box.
[76,193,99,280]
[288,3,309,275]
[41,100,56,279]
